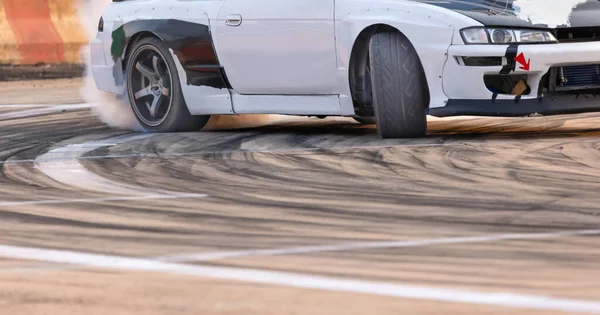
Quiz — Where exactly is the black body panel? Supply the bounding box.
[412,0,600,29]
[428,91,600,117]
[110,19,231,89]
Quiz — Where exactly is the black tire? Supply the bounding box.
[126,37,209,132]
[368,31,428,138]
[353,117,376,125]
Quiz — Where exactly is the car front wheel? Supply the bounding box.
[368,31,428,138]
[125,36,209,132]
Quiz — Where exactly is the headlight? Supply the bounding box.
[460,27,557,44]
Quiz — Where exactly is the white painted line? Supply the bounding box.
[0,244,599,313]
[0,104,94,120]
[0,193,207,207]
[6,229,598,274]
[159,229,600,262]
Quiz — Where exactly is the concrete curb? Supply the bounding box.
[0,64,85,81]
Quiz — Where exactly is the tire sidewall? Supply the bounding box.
[368,32,428,138]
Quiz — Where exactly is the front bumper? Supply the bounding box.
[428,91,600,117]
[441,41,600,101]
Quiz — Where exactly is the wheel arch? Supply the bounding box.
[110,18,231,92]
[120,34,211,132]
[121,31,163,73]
[348,24,431,115]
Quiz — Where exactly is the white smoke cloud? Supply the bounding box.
[77,0,144,132]
[512,0,588,28]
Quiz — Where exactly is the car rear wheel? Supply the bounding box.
[126,37,209,132]
[368,31,428,138]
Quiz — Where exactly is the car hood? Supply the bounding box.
[409,0,600,29]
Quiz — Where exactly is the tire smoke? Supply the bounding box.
[77,0,144,131]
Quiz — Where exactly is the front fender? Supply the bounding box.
[336,1,481,108]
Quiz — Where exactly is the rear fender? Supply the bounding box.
[93,1,234,114]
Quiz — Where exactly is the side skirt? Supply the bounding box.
[231,93,345,116]
[428,92,600,117]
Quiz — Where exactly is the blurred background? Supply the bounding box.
[1,1,600,315]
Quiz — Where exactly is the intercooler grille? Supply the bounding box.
[555,27,600,43]
[558,64,600,88]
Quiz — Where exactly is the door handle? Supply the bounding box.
[225,14,242,26]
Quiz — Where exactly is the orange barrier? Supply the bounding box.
[0,0,89,65]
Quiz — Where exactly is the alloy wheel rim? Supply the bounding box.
[129,45,173,127]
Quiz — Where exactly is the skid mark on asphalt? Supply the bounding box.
[0,142,446,165]
[158,228,600,262]
[5,137,600,166]
[33,133,209,197]
[0,244,600,313]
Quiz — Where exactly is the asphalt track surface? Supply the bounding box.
[1,78,600,315]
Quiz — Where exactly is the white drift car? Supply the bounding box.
[90,0,600,138]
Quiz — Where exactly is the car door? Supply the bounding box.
[214,0,338,95]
